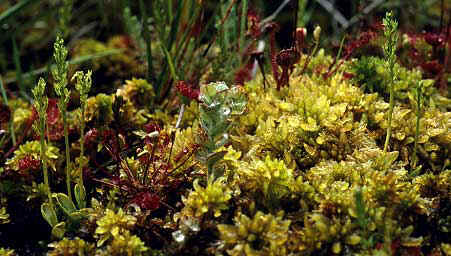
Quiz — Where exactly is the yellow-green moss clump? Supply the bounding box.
[189,50,450,255]
[218,211,291,256]
[6,140,59,172]
[48,237,95,256]
[179,178,232,219]
[22,43,450,255]
[47,208,148,255]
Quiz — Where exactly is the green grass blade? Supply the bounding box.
[161,45,178,81]
[0,0,39,24]
[138,0,154,83]
[239,0,248,53]
[3,49,123,85]
[12,35,30,101]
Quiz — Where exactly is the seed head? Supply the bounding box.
[314,26,321,41]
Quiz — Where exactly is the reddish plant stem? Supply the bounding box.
[326,36,346,75]
[301,44,316,76]
[269,28,280,86]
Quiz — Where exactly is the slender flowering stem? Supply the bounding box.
[52,36,72,201]
[33,78,52,207]
[382,12,399,153]
[73,70,92,187]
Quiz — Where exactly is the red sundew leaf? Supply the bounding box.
[46,122,64,141]
[375,243,383,250]
[18,155,41,171]
[342,72,354,80]
[159,162,171,173]
[370,21,384,31]
[119,35,135,49]
[138,152,150,165]
[406,32,420,45]
[424,32,446,47]
[174,148,189,163]
[234,61,254,85]
[275,47,300,89]
[176,81,200,101]
[421,60,443,76]
[404,247,421,256]
[160,133,171,148]
[408,48,422,66]
[46,98,60,125]
[344,31,378,59]
[102,129,120,156]
[247,8,261,38]
[133,192,160,211]
[391,239,401,254]
[31,107,38,123]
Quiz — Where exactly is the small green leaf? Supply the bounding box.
[97,235,109,247]
[69,211,85,222]
[74,184,86,209]
[51,222,66,239]
[56,193,77,215]
[207,151,227,166]
[41,202,58,227]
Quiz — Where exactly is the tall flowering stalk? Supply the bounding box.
[52,36,72,201]
[72,70,92,187]
[382,12,399,152]
[32,78,52,206]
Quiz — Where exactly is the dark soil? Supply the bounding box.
[0,195,50,255]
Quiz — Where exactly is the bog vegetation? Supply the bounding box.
[0,1,450,255]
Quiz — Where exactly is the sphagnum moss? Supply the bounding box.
[2,6,451,255]
[218,211,291,256]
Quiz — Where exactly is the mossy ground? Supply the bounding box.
[0,1,451,255]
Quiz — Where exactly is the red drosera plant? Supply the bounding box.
[424,32,446,48]
[0,99,57,159]
[400,22,450,93]
[265,22,304,90]
[18,155,41,173]
[247,8,262,39]
[275,47,300,89]
[95,121,200,214]
[234,60,255,86]
[234,9,268,87]
[324,23,381,79]
[30,98,65,141]
[266,22,281,87]
[176,81,200,102]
